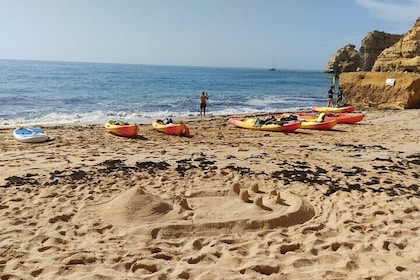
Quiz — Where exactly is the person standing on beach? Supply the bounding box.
[336,86,344,107]
[327,85,335,107]
[200,91,208,116]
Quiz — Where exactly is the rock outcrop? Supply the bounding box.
[326,44,361,74]
[327,17,420,109]
[339,72,420,109]
[359,31,402,71]
[372,17,420,73]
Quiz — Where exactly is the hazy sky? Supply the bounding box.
[0,0,418,70]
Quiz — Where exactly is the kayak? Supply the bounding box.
[311,105,356,113]
[325,113,364,124]
[104,120,138,137]
[275,113,337,130]
[13,127,49,143]
[299,119,337,130]
[152,119,190,137]
[297,113,364,124]
[277,113,336,130]
[229,117,301,132]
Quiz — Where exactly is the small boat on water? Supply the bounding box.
[152,118,191,137]
[104,120,138,137]
[229,117,301,132]
[13,127,49,143]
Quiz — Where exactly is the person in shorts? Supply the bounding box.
[200,91,209,116]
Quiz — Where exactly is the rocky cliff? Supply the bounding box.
[326,31,402,74]
[359,31,402,71]
[326,17,419,74]
[328,17,420,109]
[326,44,361,74]
[372,17,420,73]
[339,72,420,109]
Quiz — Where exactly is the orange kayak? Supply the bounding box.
[152,120,190,137]
[104,120,138,137]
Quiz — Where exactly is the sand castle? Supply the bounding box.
[94,181,315,239]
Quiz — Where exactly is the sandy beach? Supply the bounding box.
[0,109,419,279]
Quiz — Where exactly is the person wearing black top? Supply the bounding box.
[327,85,335,107]
[336,86,344,107]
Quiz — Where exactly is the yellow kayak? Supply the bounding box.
[277,113,337,130]
[311,105,356,113]
[229,117,301,132]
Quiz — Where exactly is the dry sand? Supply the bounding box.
[0,109,419,279]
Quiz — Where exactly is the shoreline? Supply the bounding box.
[0,109,419,279]
[0,107,399,130]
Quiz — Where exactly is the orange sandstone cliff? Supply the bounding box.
[327,17,420,109]
[340,72,420,109]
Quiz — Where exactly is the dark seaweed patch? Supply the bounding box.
[335,143,388,151]
[406,153,420,165]
[70,170,87,181]
[342,166,366,177]
[269,159,419,197]
[271,161,328,185]
[1,174,39,188]
[374,157,393,163]
[175,155,217,176]
[135,161,170,173]
[223,165,252,176]
[175,158,198,177]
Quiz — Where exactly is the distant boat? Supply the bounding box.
[268,68,276,71]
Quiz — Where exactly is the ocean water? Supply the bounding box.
[0,59,333,127]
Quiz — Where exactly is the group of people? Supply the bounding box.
[327,85,344,107]
[200,86,344,115]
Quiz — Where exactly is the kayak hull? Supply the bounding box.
[152,121,190,136]
[297,113,364,124]
[229,117,301,132]
[300,119,337,130]
[104,121,138,137]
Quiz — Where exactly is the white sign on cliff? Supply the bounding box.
[385,78,396,86]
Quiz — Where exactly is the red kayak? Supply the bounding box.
[276,113,337,130]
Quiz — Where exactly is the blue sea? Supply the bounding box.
[0,59,333,127]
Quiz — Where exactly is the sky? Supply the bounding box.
[0,0,418,70]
